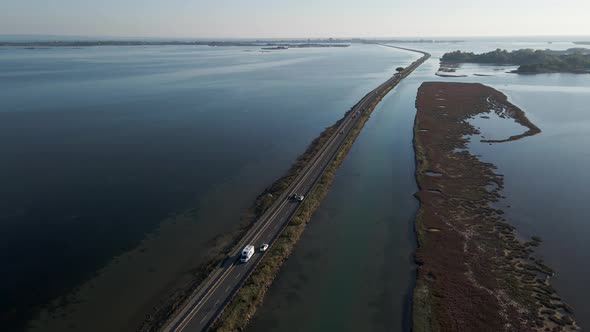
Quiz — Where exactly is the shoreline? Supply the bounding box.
[412,82,577,331]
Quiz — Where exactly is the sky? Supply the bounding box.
[1,0,589,39]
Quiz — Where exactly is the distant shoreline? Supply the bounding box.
[440,49,590,74]
[0,40,350,48]
[0,38,464,48]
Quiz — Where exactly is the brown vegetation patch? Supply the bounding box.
[412,82,577,331]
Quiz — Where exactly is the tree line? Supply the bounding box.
[441,49,590,73]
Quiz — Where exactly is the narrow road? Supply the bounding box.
[163,46,430,332]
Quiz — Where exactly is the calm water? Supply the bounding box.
[2,40,589,331]
[0,44,417,330]
[249,40,590,331]
[466,79,590,328]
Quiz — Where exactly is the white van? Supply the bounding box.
[240,245,255,263]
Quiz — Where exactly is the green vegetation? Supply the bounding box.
[441,49,590,73]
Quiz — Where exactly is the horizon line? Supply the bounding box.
[1,33,589,41]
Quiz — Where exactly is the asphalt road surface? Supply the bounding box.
[164,47,430,332]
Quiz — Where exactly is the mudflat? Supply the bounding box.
[412,82,577,331]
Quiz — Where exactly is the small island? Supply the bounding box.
[441,48,590,74]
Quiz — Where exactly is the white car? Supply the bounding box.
[260,243,269,252]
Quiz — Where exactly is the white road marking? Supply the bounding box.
[225,286,231,293]
[199,311,210,324]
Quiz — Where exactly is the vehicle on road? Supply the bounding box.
[290,193,305,202]
[260,243,269,252]
[240,245,255,263]
[340,130,344,134]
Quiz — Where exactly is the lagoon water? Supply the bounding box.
[466,79,590,328]
[1,39,589,331]
[0,44,416,331]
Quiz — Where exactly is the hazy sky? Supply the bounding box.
[1,0,589,38]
